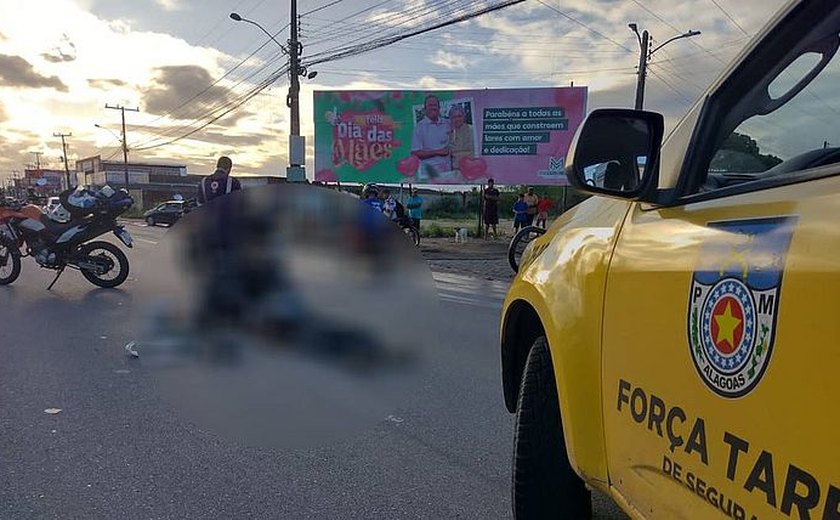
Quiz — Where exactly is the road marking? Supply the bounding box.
[135,238,158,245]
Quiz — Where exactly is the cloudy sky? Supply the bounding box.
[0,0,791,180]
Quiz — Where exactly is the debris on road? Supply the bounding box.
[124,341,139,358]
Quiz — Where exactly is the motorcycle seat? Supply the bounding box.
[40,215,85,237]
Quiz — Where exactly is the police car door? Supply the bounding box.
[601,2,840,519]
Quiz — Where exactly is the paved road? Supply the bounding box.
[0,222,626,519]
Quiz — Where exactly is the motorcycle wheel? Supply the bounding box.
[404,226,420,247]
[508,226,546,274]
[0,239,21,285]
[79,241,129,288]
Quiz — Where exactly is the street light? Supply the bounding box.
[629,23,700,109]
[230,5,316,182]
[94,123,122,145]
[229,12,289,55]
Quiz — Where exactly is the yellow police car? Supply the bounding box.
[500,1,839,518]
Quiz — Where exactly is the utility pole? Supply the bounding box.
[286,0,306,182]
[105,104,139,189]
[53,132,72,189]
[31,151,42,170]
[629,24,700,110]
[633,30,649,110]
[230,4,317,182]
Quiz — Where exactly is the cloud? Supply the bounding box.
[142,65,235,119]
[193,130,275,148]
[41,33,77,63]
[0,54,68,91]
[154,0,184,12]
[87,78,128,89]
[430,50,468,71]
[0,102,6,123]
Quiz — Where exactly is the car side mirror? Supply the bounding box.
[565,108,664,201]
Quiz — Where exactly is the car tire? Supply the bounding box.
[146,216,155,227]
[513,336,592,520]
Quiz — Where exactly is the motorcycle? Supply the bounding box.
[0,185,134,290]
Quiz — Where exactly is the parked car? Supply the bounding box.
[501,1,840,519]
[144,200,191,227]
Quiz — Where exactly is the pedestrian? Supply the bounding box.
[536,193,553,229]
[483,178,500,238]
[406,188,424,230]
[512,193,528,232]
[196,156,241,206]
[523,187,539,226]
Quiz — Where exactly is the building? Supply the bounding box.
[75,155,289,210]
[76,155,200,210]
[21,169,69,195]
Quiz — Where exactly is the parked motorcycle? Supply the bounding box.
[0,185,134,290]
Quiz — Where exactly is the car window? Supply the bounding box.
[692,11,840,196]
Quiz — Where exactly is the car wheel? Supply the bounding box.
[146,216,155,227]
[513,336,592,519]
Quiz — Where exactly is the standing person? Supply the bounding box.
[448,105,474,174]
[523,187,539,226]
[410,95,450,181]
[536,193,553,229]
[405,188,424,230]
[361,183,384,212]
[483,178,500,239]
[197,156,241,206]
[512,193,529,232]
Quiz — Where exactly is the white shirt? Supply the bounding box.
[411,116,451,178]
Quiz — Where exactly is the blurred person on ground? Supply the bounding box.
[536,193,553,229]
[512,193,528,232]
[196,156,241,206]
[405,188,423,230]
[523,187,538,227]
[483,178,500,239]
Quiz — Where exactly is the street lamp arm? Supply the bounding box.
[230,13,289,55]
[94,124,123,145]
[650,30,701,56]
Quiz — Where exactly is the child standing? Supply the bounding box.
[513,193,529,231]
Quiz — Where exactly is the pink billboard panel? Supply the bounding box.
[314,87,587,185]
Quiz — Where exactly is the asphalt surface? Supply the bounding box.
[0,222,627,519]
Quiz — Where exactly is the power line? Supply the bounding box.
[626,0,728,65]
[708,0,749,36]
[304,0,528,66]
[534,0,634,53]
[301,0,347,17]
[647,68,693,104]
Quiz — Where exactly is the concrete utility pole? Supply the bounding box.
[53,132,72,189]
[105,104,139,188]
[629,23,700,110]
[286,0,307,182]
[230,1,317,183]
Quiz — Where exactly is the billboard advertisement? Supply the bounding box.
[314,87,587,185]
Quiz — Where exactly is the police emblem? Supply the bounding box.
[687,217,796,398]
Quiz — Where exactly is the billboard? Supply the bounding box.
[314,87,587,185]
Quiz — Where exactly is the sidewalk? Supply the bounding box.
[420,236,514,282]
